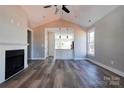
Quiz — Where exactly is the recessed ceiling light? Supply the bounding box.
[75,16,78,18]
[43,16,46,18]
[88,19,91,23]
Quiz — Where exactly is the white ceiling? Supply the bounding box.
[21,5,119,28]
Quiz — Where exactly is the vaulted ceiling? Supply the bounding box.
[21,5,119,29]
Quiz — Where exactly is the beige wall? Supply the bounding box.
[33,19,86,59]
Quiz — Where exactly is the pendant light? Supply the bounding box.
[67,28,69,39]
[59,35,61,39]
[59,27,61,39]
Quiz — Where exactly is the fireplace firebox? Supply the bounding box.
[5,49,24,79]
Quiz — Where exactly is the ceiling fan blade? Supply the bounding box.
[43,5,52,8]
[62,5,70,13]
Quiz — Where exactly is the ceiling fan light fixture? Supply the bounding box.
[43,5,70,14]
[62,6,70,13]
[55,7,59,14]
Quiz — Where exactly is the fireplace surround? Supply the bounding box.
[5,49,24,79]
[0,43,28,83]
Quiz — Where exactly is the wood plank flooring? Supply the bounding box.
[0,58,124,88]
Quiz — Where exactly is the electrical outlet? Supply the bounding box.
[111,60,114,65]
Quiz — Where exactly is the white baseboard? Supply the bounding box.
[86,58,124,77]
[31,57,84,60]
[55,58,86,60]
[74,58,86,60]
[30,57,45,60]
[55,58,73,60]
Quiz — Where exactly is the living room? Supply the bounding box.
[0,4,124,89]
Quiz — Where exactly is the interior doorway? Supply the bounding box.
[45,29,56,60]
[45,28,74,60]
[48,32,55,57]
[27,30,32,62]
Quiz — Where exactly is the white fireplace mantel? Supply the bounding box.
[0,43,28,83]
[0,42,29,46]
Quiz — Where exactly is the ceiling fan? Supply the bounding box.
[43,5,70,14]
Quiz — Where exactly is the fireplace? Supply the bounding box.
[5,49,24,79]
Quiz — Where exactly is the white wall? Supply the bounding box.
[0,6,27,44]
[74,29,86,59]
[0,6,28,83]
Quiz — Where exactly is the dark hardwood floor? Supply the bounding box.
[0,58,124,88]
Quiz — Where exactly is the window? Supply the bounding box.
[88,28,95,56]
[55,30,74,49]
